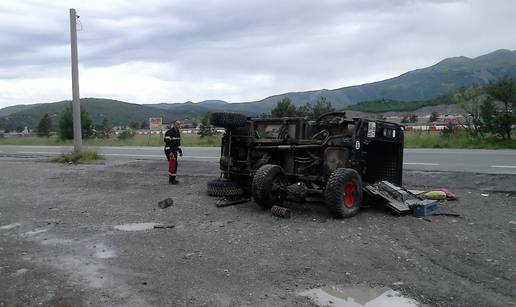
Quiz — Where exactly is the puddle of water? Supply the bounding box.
[0,222,21,230]
[299,285,421,307]
[113,223,159,231]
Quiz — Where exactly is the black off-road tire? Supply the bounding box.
[252,164,287,209]
[324,168,363,218]
[209,112,247,128]
[207,179,244,197]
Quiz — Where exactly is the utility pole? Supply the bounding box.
[69,8,82,152]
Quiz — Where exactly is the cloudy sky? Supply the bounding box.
[0,0,515,108]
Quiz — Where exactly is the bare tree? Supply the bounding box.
[453,87,484,137]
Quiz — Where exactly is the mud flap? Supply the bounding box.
[364,181,422,214]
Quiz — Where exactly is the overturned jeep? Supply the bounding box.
[207,112,406,218]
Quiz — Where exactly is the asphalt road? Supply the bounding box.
[0,145,515,174]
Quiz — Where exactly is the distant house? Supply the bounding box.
[443,115,460,126]
[428,115,460,127]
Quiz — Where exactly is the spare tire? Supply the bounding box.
[209,112,247,128]
[207,179,244,197]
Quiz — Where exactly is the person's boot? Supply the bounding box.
[169,176,179,185]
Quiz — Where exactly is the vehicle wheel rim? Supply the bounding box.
[342,182,355,208]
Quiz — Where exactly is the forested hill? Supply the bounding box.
[0,98,186,130]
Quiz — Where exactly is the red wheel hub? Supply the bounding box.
[342,182,355,208]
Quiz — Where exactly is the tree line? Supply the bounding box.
[270,97,335,119]
[33,104,149,140]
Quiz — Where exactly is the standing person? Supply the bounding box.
[164,120,183,184]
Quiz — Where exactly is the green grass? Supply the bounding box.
[51,151,105,164]
[404,130,516,149]
[2,132,515,149]
[0,134,222,147]
[0,136,71,146]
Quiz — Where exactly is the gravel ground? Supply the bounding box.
[0,156,515,307]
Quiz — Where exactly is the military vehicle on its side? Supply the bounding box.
[207,112,405,218]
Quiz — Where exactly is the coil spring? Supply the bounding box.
[158,198,174,209]
[271,205,291,218]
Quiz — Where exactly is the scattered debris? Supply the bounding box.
[365,181,457,218]
[364,181,419,213]
[158,198,174,209]
[215,197,250,208]
[153,225,175,229]
[223,269,230,277]
[408,189,426,195]
[424,190,447,200]
[481,193,489,197]
[434,188,457,200]
[413,200,438,217]
[43,220,62,225]
[271,206,291,218]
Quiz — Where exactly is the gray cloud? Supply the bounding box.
[0,0,515,107]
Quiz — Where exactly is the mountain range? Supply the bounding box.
[1,49,515,129]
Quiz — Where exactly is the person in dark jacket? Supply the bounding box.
[164,120,183,184]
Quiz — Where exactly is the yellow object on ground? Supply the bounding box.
[425,190,447,200]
